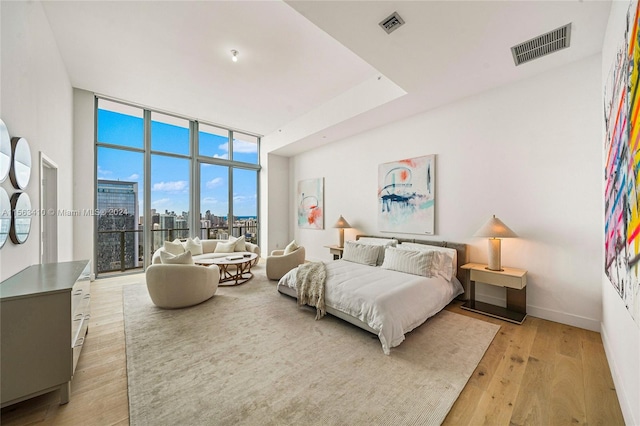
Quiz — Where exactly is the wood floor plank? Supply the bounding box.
[583,338,625,425]
[467,323,537,425]
[509,356,553,425]
[550,353,587,425]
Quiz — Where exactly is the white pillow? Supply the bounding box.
[342,241,380,266]
[164,240,185,256]
[159,250,194,265]
[184,237,203,255]
[381,247,436,277]
[230,235,247,252]
[284,240,299,255]
[398,243,456,281]
[356,237,398,265]
[214,240,236,253]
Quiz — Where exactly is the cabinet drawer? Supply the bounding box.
[72,314,89,373]
[71,279,90,314]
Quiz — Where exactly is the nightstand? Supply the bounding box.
[325,245,344,260]
[460,263,527,324]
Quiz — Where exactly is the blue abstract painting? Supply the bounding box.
[378,155,435,235]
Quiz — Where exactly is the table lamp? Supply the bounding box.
[473,215,517,271]
[333,215,351,248]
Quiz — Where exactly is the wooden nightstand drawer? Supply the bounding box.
[470,268,526,290]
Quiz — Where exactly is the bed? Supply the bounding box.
[277,236,469,354]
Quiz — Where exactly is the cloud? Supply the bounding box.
[201,197,220,205]
[97,165,112,179]
[126,173,140,180]
[152,180,187,192]
[152,197,171,206]
[232,139,258,153]
[216,140,257,155]
[233,194,257,202]
[206,177,224,189]
[213,153,229,160]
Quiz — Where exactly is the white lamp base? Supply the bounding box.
[487,238,502,271]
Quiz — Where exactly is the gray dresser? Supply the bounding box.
[0,260,91,407]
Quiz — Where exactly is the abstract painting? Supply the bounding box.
[378,155,435,235]
[604,0,640,328]
[297,178,324,229]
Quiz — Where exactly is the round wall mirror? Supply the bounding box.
[10,137,31,190]
[10,191,31,244]
[0,187,10,248]
[0,119,10,183]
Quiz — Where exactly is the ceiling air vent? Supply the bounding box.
[379,11,405,35]
[511,23,572,66]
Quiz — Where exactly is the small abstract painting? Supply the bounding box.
[378,155,435,235]
[297,178,324,229]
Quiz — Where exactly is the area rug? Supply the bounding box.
[123,270,500,426]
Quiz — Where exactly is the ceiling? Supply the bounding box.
[41,1,612,157]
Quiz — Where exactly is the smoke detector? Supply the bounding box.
[379,12,405,35]
[511,23,572,66]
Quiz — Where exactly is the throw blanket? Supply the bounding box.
[296,261,327,320]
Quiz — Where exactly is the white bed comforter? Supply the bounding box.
[277,260,464,355]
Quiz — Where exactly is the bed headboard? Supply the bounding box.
[355,235,469,300]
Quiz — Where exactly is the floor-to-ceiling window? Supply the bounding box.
[96,100,144,274]
[95,97,260,276]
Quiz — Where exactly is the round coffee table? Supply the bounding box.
[211,253,258,286]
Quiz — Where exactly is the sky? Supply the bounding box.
[97,109,258,218]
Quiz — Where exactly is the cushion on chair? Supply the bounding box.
[284,240,299,255]
[160,250,194,265]
[214,240,236,253]
[185,237,203,255]
[164,239,186,255]
[230,235,247,252]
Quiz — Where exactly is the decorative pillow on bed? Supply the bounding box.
[342,241,380,266]
[356,237,398,265]
[164,239,186,256]
[184,237,203,255]
[214,240,236,253]
[159,250,194,265]
[397,243,456,281]
[381,247,437,277]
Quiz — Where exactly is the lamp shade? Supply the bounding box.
[333,215,351,229]
[473,215,517,238]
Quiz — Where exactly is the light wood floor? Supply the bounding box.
[1,271,625,426]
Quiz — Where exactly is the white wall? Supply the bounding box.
[288,54,603,332]
[73,89,96,273]
[601,1,640,424]
[260,153,289,255]
[0,1,73,281]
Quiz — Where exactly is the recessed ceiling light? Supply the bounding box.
[231,50,239,62]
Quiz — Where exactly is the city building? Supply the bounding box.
[96,180,139,272]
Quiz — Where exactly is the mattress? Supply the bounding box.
[277,259,464,354]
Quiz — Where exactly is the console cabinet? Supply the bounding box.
[0,260,91,407]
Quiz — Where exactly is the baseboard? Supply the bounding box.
[526,305,600,332]
[600,323,637,426]
[473,292,600,332]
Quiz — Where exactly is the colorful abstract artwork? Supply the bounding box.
[604,0,640,328]
[378,155,435,235]
[297,178,324,229]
